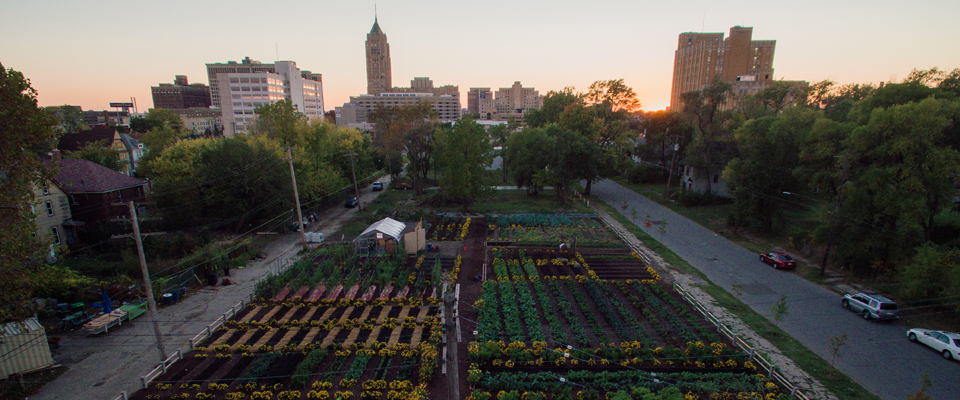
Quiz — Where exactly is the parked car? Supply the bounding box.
[371,182,383,191]
[907,328,960,360]
[841,293,899,320]
[344,197,359,208]
[759,252,796,269]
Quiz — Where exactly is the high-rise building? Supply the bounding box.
[366,18,392,95]
[670,26,777,110]
[467,88,492,116]
[208,59,324,137]
[151,75,211,109]
[493,82,542,123]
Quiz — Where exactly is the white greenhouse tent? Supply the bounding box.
[354,217,425,255]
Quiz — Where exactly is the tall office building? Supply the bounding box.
[494,82,542,123]
[467,88,492,116]
[151,75,211,109]
[366,18,392,95]
[670,26,777,110]
[208,59,324,137]
[206,57,277,109]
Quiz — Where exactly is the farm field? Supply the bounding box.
[463,215,794,400]
[130,244,454,400]
[128,213,795,400]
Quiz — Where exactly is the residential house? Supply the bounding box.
[57,125,135,176]
[119,133,145,175]
[43,157,149,230]
[31,178,79,250]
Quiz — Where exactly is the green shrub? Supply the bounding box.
[626,163,664,184]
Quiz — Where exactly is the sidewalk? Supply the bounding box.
[33,177,390,400]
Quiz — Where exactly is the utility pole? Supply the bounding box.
[346,152,362,210]
[285,147,307,249]
[664,131,679,201]
[126,201,168,361]
[821,156,849,276]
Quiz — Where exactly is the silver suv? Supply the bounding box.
[841,293,899,321]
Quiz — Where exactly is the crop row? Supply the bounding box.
[624,280,710,344]
[490,214,603,228]
[469,369,782,400]
[543,278,590,346]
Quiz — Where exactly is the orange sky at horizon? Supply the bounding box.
[3,0,957,115]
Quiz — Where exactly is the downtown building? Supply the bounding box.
[337,19,460,129]
[206,57,324,136]
[467,82,542,123]
[151,75,211,109]
[669,26,804,110]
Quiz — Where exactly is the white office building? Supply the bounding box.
[208,58,324,137]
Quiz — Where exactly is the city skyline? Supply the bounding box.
[2,0,958,113]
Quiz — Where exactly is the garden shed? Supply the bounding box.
[1,317,56,379]
[354,217,425,255]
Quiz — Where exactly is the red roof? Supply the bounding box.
[43,158,146,194]
[57,125,117,152]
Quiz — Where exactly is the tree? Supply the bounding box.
[368,102,437,194]
[65,139,124,171]
[584,79,642,113]
[505,125,600,200]
[576,80,641,195]
[252,99,307,146]
[899,244,960,311]
[771,294,789,326]
[141,136,290,232]
[681,81,735,194]
[637,110,690,177]
[435,117,493,202]
[524,87,579,128]
[44,105,87,134]
[828,333,848,366]
[145,108,185,132]
[0,62,60,321]
[725,106,819,233]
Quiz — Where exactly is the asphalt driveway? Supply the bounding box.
[591,179,959,400]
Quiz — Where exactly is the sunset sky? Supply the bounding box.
[2,0,958,113]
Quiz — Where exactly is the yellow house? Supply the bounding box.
[31,179,76,249]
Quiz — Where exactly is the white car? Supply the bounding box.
[907,328,960,360]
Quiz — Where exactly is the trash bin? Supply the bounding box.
[171,290,179,303]
[162,293,174,305]
[206,272,218,286]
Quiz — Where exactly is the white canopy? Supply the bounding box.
[356,217,406,242]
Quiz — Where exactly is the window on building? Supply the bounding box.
[50,227,60,245]
[42,184,50,195]
[45,201,54,216]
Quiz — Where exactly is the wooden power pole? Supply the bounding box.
[285,147,307,249]
[126,201,168,361]
[346,152,362,210]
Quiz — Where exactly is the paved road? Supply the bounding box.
[591,179,959,400]
[33,177,391,400]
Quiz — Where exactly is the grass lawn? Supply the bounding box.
[594,199,881,400]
